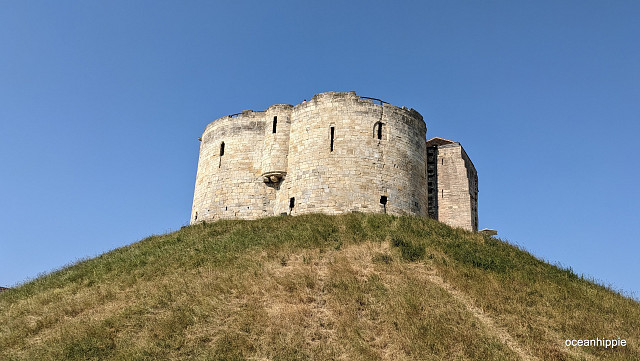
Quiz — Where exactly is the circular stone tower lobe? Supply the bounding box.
[191,110,271,222]
[285,91,427,217]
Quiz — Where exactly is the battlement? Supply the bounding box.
[191,91,478,231]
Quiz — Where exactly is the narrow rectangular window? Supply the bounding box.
[273,116,277,133]
[330,126,335,152]
[289,197,295,209]
[220,142,225,156]
[377,122,382,140]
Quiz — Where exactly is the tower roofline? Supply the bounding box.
[426,137,458,147]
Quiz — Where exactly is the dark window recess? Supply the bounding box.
[194,212,198,221]
[330,126,335,152]
[376,122,383,140]
[220,142,225,156]
[380,195,388,214]
[272,116,277,133]
[289,197,295,209]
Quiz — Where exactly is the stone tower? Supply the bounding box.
[426,137,478,231]
[191,91,478,231]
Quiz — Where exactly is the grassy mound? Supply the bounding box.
[1,213,638,360]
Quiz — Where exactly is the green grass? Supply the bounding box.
[1,213,638,360]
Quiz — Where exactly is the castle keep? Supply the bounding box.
[191,91,478,231]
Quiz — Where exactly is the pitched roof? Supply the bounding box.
[426,137,458,147]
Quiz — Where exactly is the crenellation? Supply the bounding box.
[191,91,479,231]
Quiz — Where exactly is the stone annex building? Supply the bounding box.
[191,91,479,231]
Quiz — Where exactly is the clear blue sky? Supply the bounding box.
[1,1,639,298]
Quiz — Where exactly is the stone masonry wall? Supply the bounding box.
[191,91,473,230]
[260,105,293,178]
[433,143,478,231]
[191,110,274,222]
[285,92,427,217]
[462,147,479,231]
